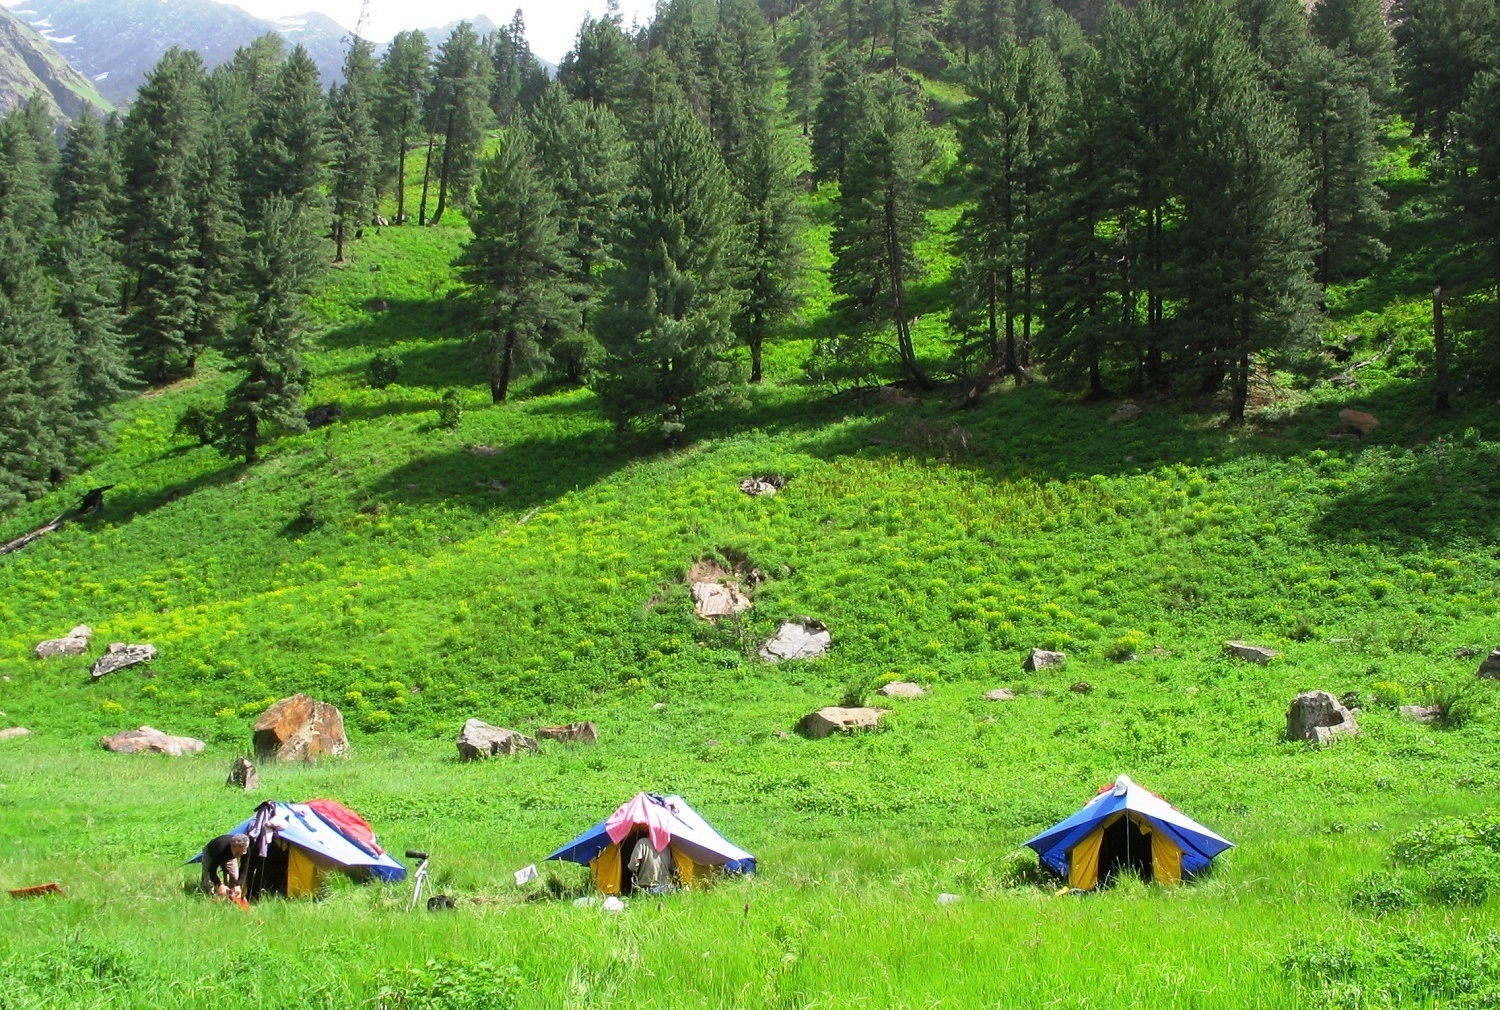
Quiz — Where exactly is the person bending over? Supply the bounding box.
[201,833,249,898]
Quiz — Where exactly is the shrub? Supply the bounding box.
[1422,679,1478,729]
[1104,629,1145,662]
[174,404,219,447]
[373,957,524,1009]
[1426,848,1498,906]
[437,391,463,430]
[1371,681,1408,707]
[368,350,401,388]
[1348,870,1417,913]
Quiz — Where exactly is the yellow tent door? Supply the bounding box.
[286,846,320,897]
[591,843,623,895]
[1067,813,1185,889]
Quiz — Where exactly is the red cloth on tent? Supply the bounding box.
[306,799,384,856]
[605,793,673,852]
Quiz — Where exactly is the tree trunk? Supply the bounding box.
[1089,357,1105,399]
[885,194,932,389]
[1229,299,1250,423]
[433,117,457,225]
[1021,258,1033,368]
[491,329,517,403]
[244,412,259,464]
[750,308,765,383]
[417,135,435,226]
[396,126,408,224]
[1434,285,1449,411]
[1004,264,1016,378]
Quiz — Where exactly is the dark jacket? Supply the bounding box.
[200,834,242,893]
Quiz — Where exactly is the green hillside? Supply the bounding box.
[0,4,110,120]
[2,87,1500,1006]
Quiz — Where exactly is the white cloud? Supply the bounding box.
[218,0,657,64]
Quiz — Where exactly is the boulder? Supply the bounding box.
[879,681,926,699]
[304,404,345,429]
[456,719,537,760]
[100,726,205,756]
[1109,403,1142,423]
[365,298,390,312]
[1225,641,1279,665]
[936,892,962,906]
[0,727,31,740]
[691,580,752,619]
[739,475,787,497]
[1070,681,1093,694]
[1023,648,1066,672]
[761,620,832,662]
[1398,705,1442,724]
[470,444,502,457]
[35,624,91,658]
[984,688,1015,702]
[253,694,350,762]
[1477,649,1500,679]
[536,722,598,745]
[797,706,889,739]
[1287,690,1360,744]
[227,756,260,790]
[1338,408,1380,436]
[90,642,157,679]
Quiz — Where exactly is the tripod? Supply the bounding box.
[405,850,430,911]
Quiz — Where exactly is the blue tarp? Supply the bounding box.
[1024,775,1233,878]
[190,801,407,882]
[547,793,756,873]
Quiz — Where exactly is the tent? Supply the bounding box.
[191,799,406,899]
[546,793,755,894]
[1023,775,1233,889]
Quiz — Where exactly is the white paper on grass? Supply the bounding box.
[513,863,539,886]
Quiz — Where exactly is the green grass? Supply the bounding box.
[3,115,1500,1009]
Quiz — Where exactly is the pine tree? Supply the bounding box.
[488,12,546,124]
[1453,71,1500,334]
[1287,45,1388,288]
[55,113,120,228]
[829,74,935,388]
[186,121,245,368]
[1310,0,1397,103]
[811,50,865,182]
[427,23,493,225]
[219,197,319,463]
[1236,0,1313,90]
[559,9,639,110]
[0,218,69,506]
[593,102,745,431]
[1392,0,1500,153]
[785,5,825,133]
[709,0,778,167]
[244,45,329,215]
[456,129,574,402]
[0,111,57,248]
[734,122,806,382]
[56,220,134,460]
[129,188,201,382]
[528,83,629,379]
[329,37,379,261]
[375,30,432,225]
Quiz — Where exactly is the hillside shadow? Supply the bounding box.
[92,457,246,528]
[319,298,471,353]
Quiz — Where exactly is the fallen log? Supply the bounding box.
[0,486,114,558]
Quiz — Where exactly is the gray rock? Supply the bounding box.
[90,642,157,679]
[879,681,926,699]
[1226,641,1279,665]
[1477,649,1500,679]
[1398,705,1442,724]
[100,726,205,756]
[1070,681,1093,694]
[937,892,962,906]
[0,727,32,740]
[984,688,1015,701]
[1287,690,1360,744]
[691,580,752,619]
[253,694,349,762]
[536,721,598,745]
[1023,648,1066,672]
[456,719,537,760]
[1109,403,1142,422]
[797,706,889,739]
[761,620,832,662]
[35,625,92,658]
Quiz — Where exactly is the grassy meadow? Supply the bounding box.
[3,104,1500,1007]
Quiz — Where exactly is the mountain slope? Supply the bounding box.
[6,0,347,104]
[0,2,108,119]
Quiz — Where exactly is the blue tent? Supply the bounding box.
[548,793,755,894]
[1024,775,1233,889]
[191,800,405,898]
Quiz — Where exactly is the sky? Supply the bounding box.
[224,0,659,63]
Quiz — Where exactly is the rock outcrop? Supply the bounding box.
[797,706,889,739]
[1225,641,1279,665]
[1287,690,1360,744]
[253,694,349,762]
[456,719,537,760]
[1398,705,1441,724]
[1023,648,1066,672]
[100,726,205,756]
[536,722,598,744]
[691,580,752,619]
[984,688,1015,701]
[90,642,156,679]
[35,625,91,658]
[761,620,832,661]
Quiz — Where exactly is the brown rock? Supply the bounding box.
[536,721,598,745]
[227,756,260,790]
[253,694,350,762]
[1398,705,1442,724]
[1109,403,1142,423]
[0,727,31,740]
[879,681,926,699]
[1338,408,1379,436]
[983,688,1015,701]
[1287,690,1360,744]
[1226,641,1279,665]
[35,625,92,658]
[1070,681,1093,694]
[100,726,205,756]
[1477,649,1500,679]
[456,719,537,760]
[90,642,157,680]
[1023,648,1066,672]
[691,580,752,619]
[797,706,889,739]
